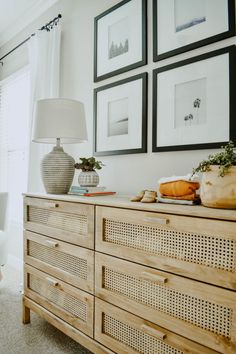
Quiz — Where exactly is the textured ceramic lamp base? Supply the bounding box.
[41,146,75,194]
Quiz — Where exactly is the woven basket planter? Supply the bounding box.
[200,165,236,209]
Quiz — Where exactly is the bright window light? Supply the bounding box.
[0,68,30,223]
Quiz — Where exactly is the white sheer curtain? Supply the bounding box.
[27,25,61,192]
[0,69,30,265]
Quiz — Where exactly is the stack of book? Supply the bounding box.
[68,185,116,196]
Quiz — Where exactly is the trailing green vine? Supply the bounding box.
[192,141,236,177]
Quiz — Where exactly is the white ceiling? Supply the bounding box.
[0,0,59,47]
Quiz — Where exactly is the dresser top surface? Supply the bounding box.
[24,193,236,222]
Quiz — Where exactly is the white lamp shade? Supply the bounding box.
[32,98,88,144]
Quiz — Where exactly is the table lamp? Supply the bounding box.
[32,98,88,194]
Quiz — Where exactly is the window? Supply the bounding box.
[0,68,30,223]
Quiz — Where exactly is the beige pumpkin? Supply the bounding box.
[200,165,236,209]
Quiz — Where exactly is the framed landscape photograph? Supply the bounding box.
[152,46,236,152]
[94,0,147,82]
[153,0,235,61]
[94,73,147,156]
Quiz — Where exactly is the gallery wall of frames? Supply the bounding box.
[93,0,236,156]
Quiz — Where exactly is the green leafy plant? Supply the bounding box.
[74,157,104,172]
[193,141,236,177]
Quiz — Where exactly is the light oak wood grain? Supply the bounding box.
[96,206,236,290]
[23,297,113,354]
[23,194,236,354]
[23,193,236,222]
[24,197,95,249]
[22,302,30,324]
[24,231,94,294]
[24,265,94,338]
[95,298,218,354]
[95,252,236,353]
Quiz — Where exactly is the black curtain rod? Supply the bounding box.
[0,14,62,63]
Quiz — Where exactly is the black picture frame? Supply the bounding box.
[153,0,236,62]
[152,46,236,152]
[94,0,147,82]
[94,73,148,156]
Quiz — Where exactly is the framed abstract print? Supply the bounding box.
[153,0,235,61]
[94,0,147,81]
[152,46,236,152]
[94,73,147,156]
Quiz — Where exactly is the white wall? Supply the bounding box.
[0,0,235,196]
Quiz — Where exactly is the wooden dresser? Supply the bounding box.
[23,194,236,354]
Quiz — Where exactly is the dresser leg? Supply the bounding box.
[22,302,31,324]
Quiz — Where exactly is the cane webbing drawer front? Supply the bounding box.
[24,265,94,337]
[23,194,236,354]
[24,197,94,249]
[95,298,218,354]
[95,252,236,353]
[96,206,236,289]
[24,231,94,294]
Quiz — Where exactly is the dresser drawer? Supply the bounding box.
[24,197,94,249]
[24,265,94,337]
[95,298,218,354]
[24,231,94,294]
[96,206,236,290]
[95,252,236,353]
